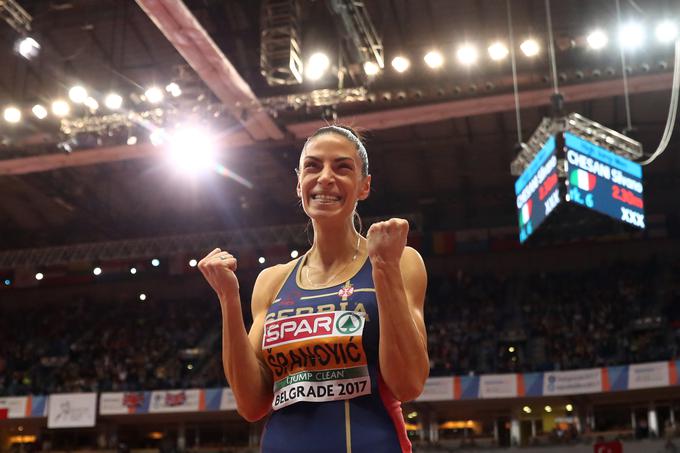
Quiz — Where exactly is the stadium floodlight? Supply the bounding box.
[305,52,330,81]
[165,82,182,97]
[424,50,444,69]
[363,61,380,76]
[68,86,88,104]
[32,104,47,119]
[104,93,123,110]
[656,20,678,43]
[488,42,509,61]
[619,22,645,50]
[566,404,573,411]
[508,346,515,353]
[391,56,410,73]
[520,39,540,57]
[189,259,198,267]
[93,267,102,276]
[16,36,40,59]
[84,97,99,111]
[167,126,218,176]
[130,267,137,274]
[35,272,44,281]
[144,86,164,104]
[127,136,137,146]
[544,405,552,413]
[149,129,165,147]
[259,256,266,264]
[456,44,478,66]
[139,293,147,301]
[51,100,70,117]
[3,106,21,123]
[290,250,299,258]
[586,30,608,50]
[151,258,160,267]
[522,406,532,414]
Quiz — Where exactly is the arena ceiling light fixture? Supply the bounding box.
[144,86,164,104]
[656,20,678,43]
[488,42,509,61]
[391,56,410,73]
[3,106,21,123]
[586,30,608,50]
[68,86,88,104]
[31,104,47,119]
[423,50,444,69]
[456,44,479,66]
[167,126,218,176]
[104,93,123,110]
[363,61,380,76]
[16,36,40,59]
[619,22,645,50]
[305,52,330,81]
[51,100,70,117]
[520,38,540,57]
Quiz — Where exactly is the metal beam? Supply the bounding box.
[135,0,284,141]
[0,72,672,175]
[287,72,674,137]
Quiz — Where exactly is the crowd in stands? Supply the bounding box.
[1,256,679,396]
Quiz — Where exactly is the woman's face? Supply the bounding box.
[297,133,371,222]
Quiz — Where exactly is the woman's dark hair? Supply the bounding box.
[301,125,369,177]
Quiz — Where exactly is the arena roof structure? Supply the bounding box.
[0,0,678,251]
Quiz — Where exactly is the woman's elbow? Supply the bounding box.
[237,404,269,423]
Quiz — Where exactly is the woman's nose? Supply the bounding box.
[318,164,335,183]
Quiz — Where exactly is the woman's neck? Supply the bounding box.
[307,220,362,270]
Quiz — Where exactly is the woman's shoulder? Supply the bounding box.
[252,257,302,303]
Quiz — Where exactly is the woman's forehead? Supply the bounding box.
[302,133,358,159]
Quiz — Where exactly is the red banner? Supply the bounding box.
[594,441,622,453]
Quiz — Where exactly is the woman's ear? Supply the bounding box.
[357,174,371,201]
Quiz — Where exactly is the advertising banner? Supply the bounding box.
[47,393,97,428]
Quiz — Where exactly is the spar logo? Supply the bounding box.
[570,168,596,191]
[519,200,533,225]
[263,313,335,348]
[336,312,362,334]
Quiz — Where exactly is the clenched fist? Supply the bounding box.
[367,218,409,265]
[198,248,240,301]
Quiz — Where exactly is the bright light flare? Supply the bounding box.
[93,267,102,276]
[167,127,218,176]
[391,56,410,73]
[189,259,198,267]
[258,256,266,264]
[488,42,509,61]
[363,61,380,76]
[619,22,645,49]
[144,86,164,104]
[520,39,540,57]
[3,106,21,123]
[84,97,99,111]
[656,20,678,43]
[151,258,160,267]
[456,44,478,65]
[51,100,70,117]
[424,50,444,68]
[166,82,182,97]
[32,104,47,119]
[35,272,44,281]
[69,86,88,104]
[17,37,40,59]
[139,293,147,301]
[290,250,299,258]
[305,52,330,81]
[587,30,608,50]
[104,93,123,110]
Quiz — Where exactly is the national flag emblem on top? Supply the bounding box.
[570,168,597,191]
[519,200,532,225]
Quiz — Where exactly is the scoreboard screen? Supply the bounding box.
[515,136,561,242]
[564,132,645,229]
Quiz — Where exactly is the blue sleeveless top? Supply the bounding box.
[260,255,411,453]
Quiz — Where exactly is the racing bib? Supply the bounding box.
[262,311,371,410]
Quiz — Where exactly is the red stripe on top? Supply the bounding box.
[669,360,678,385]
[378,373,412,453]
[601,368,611,392]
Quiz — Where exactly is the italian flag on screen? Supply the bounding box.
[570,168,596,191]
[519,200,532,225]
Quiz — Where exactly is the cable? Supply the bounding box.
[544,0,559,95]
[615,0,634,134]
[506,0,522,144]
[639,38,680,165]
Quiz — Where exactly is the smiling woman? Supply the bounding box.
[198,124,429,453]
